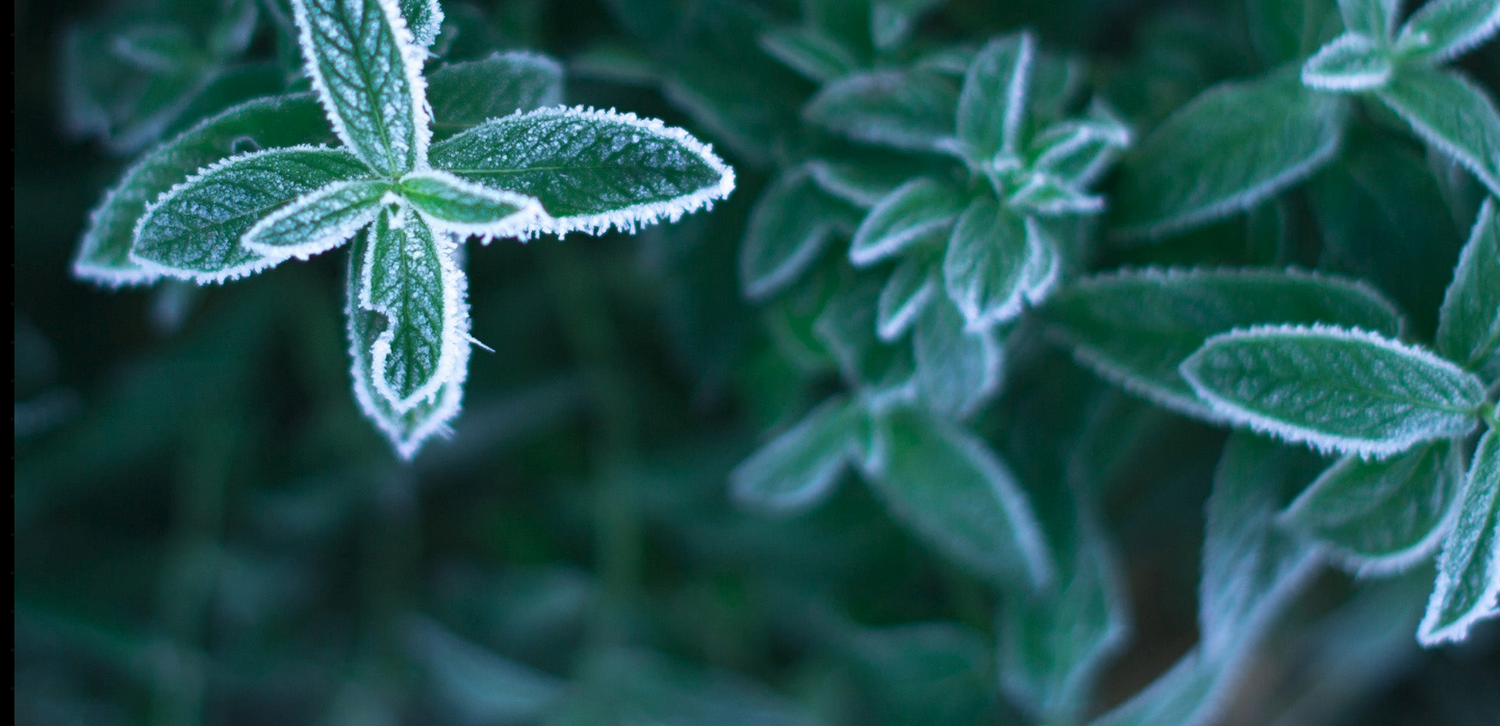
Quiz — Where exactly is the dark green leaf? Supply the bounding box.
[1418,430,1500,644]
[804,68,959,153]
[956,32,1035,164]
[428,52,565,141]
[731,395,865,513]
[740,170,849,300]
[1437,198,1500,370]
[1376,66,1500,199]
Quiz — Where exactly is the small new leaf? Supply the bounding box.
[1437,198,1500,370]
[731,396,865,514]
[850,177,965,267]
[1376,66,1500,199]
[1395,0,1500,62]
[1301,33,1393,91]
[1418,430,1500,644]
[943,197,1035,327]
[399,170,545,241]
[243,179,392,259]
[957,32,1036,164]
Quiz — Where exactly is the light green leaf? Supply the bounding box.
[731,396,864,514]
[399,170,545,240]
[1027,102,1133,188]
[427,52,565,141]
[876,256,938,341]
[73,94,334,286]
[1438,198,1500,370]
[1007,174,1106,216]
[912,297,1002,417]
[956,32,1036,164]
[430,106,735,237]
[803,68,960,153]
[1113,71,1345,241]
[1395,0,1500,62]
[131,146,371,283]
[1377,66,1500,199]
[1282,440,1463,572]
[866,406,1053,590]
[1301,32,1393,91]
[1040,267,1404,421]
[1339,0,1402,38]
[345,222,464,459]
[243,179,392,259]
[1180,325,1486,457]
[359,205,470,412]
[398,0,443,50]
[943,197,1035,327]
[739,169,850,300]
[759,26,859,84]
[293,0,429,176]
[1418,430,1500,644]
[850,177,965,267]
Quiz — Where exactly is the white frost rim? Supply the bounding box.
[849,176,961,267]
[243,182,395,260]
[399,169,549,242]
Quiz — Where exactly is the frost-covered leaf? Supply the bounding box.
[866,406,1053,590]
[1418,430,1500,644]
[346,222,464,459]
[1339,0,1402,38]
[243,179,392,259]
[1395,0,1500,62]
[398,0,443,50]
[1282,440,1463,573]
[850,177,965,267]
[1301,33,1393,91]
[912,297,1002,417]
[739,170,851,300]
[877,256,938,341]
[804,68,960,153]
[759,26,859,83]
[430,106,735,237]
[943,197,1035,327]
[73,94,333,286]
[131,146,371,283]
[1180,325,1486,457]
[956,32,1035,164]
[1437,198,1500,369]
[1113,72,1345,241]
[427,52,565,141]
[1376,66,1500,199]
[359,205,470,413]
[1027,102,1133,188]
[1041,268,1404,421]
[731,395,865,514]
[293,0,430,176]
[399,170,545,240]
[1007,174,1106,217]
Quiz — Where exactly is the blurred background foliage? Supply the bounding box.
[14,0,1500,724]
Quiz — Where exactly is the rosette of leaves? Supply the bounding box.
[71,0,734,458]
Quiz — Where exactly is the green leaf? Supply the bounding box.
[912,297,1003,417]
[398,0,443,50]
[943,197,1036,327]
[293,0,429,176]
[870,0,945,51]
[242,179,392,259]
[1418,430,1500,644]
[759,26,859,84]
[1007,174,1106,216]
[398,170,545,240]
[1282,440,1463,572]
[876,256,938,341]
[73,94,334,286]
[1395,0,1500,62]
[1180,325,1486,457]
[806,155,931,209]
[1339,0,1402,38]
[1113,71,1345,241]
[1376,66,1500,199]
[1026,102,1133,188]
[358,205,470,412]
[404,617,564,724]
[1247,0,1343,66]
[430,106,735,237]
[814,276,916,393]
[345,221,464,459]
[803,68,960,153]
[956,32,1036,164]
[1040,267,1404,421]
[739,169,852,300]
[850,177,965,267]
[1438,198,1500,370]
[866,406,1053,590]
[131,146,371,283]
[427,51,565,142]
[1301,33,1393,91]
[730,395,864,514]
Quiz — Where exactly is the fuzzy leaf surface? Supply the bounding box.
[399,170,544,239]
[1395,0,1500,62]
[943,197,1037,327]
[1437,199,1500,370]
[850,177,965,267]
[912,297,1001,417]
[731,396,863,514]
[1376,66,1500,199]
[427,52,565,141]
[803,68,959,153]
[398,0,442,50]
[877,256,938,341]
[1301,33,1393,91]
[956,32,1035,163]
[243,179,391,258]
[1419,430,1500,644]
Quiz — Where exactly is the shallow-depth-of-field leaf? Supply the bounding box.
[1041,268,1403,420]
[1394,0,1500,62]
[740,170,851,299]
[404,616,565,724]
[397,170,545,240]
[803,68,960,153]
[1086,649,1234,726]
[427,52,565,141]
[849,176,965,267]
[843,622,995,726]
[731,395,866,514]
[759,26,859,84]
[876,256,938,341]
[1376,66,1500,199]
[1418,430,1500,644]
[1437,198,1500,370]
[1301,33,1393,91]
[956,32,1035,164]
[814,276,915,392]
[911,297,1002,417]
[1282,440,1463,573]
[1339,0,1402,39]
[1113,71,1345,240]
[943,196,1035,327]
[1180,325,1486,457]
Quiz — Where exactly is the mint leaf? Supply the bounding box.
[876,256,938,341]
[1113,71,1345,241]
[398,170,545,240]
[1339,0,1402,39]
[1027,101,1132,189]
[1301,32,1393,91]
[398,0,443,51]
[1041,268,1404,421]
[243,179,392,259]
[850,177,965,267]
[803,68,960,153]
[73,94,334,287]
[131,146,371,283]
[740,169,850,300]
[730,395,864,514]
[1437,198,1500,370]
[1180,325,1486,457]
[943,197,1036,327]
[807,156,931,209]
[293,0,430,176]
[359,206,469,412]
[1282,440,1463,573]
[912,297,1002,417]
[427,51,565,142]
[956,32,1035,164]
[429,106,735,237]
[1395,0,1500,62]
[866,406,1053,590]
[759,26,859,84]
[1418,430,1500,644]
[1376,66,1500,199]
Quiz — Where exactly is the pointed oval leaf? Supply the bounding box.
[758,26,859,84]
[1438,198,1500,370]
[427,51,565,142]
[957,32,1036,163]
[1027,103,1133,188]
[1301,32,1393,91]
[398,0,443,50]
[1180,325,1486,457]
[1418,430,1500,644]
[912,297,1003,417]
[803,68,960,153]
[814,276,917,393]
[131,145,372,283]
[806,156,931,209]
[1376,66,1500,199]
[731,396,863,514]
[850,177,965,267]
[294,0,430,175]
[399,170,546,240]
[243,179,392,259]
[1007,174,1105,217]
[740,170,848,300]
[877,256,938,341]
[1040,267,1404,421]
[430,106,735,237]
[943,197,1034,327]
[1395,0,1500,62]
